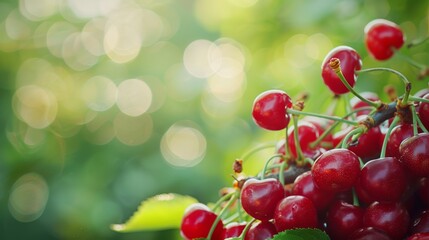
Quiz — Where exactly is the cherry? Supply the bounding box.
[287,121,324,159]
[386,123,414,158]
[411,210,429,234]
[224,222,246,238]
[407,232,429,240]
[244,221,277,240]
[273,195,318,232]
[240,178,285,221]
[399,133,429,177]
[363,201,410,240]
[349,227,392,240]
[180,203,224,240]
[325,200,364,240]
[252,90,293,131]
[355,157,408,203]
[350,91,380,116]
[418,93,429,130]
[291,171,335,212]
[311,148,361,193]
[347,117,383,161]
[321,46,362,95]
[419,177,429,207]
[364,19,405,61]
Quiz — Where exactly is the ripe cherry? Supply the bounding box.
[252,90,293,131]
[326,200,364,240]
[311,148,361,193]
[240,178,285,221]
[407,232,429,240]
[244,221,277,240]
[349,227,392,240]
[386,123,414,158]
[180,203,224,240]
[224,222,246,239]
[399,133,429,177]
[418,93,429,130]
[411,210,429,234]
[347,117,383,161]
[321,46,362,95]
[273,195,318,232]
[363,201,410,240]
[364,19,405,61]
[287,121,324,159]
[350,92,380,116]
[355,157,408,203]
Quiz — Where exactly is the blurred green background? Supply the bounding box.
[0,0,427,239]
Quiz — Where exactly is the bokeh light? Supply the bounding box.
[81,76,117,112]
[117,79,152,117]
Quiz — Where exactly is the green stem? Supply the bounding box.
[207,192,238,240]
[261,154,283,180]
[352,188,360,207]
[412,104,429,133]
[212,192,235,213]
[341,127,364,149]
[357,67,411,107]
[409,96,429,103]
[239,218,256,240]
[283,125,291,159]
[407,35,429,49]
[240,143,276,162]
[380,116,400,158]
[279,161,288,186]
[287,109,359,126]
[292,114,305,164]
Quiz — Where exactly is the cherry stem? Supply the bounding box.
[240,143,276,162]
[409,96,429,103]
[380,116,400,158]
[283,125,291,159]
[279,161,288,186]
[329,58,381,108]
[287,108,358,126]
[207,191,238,240]
[341,127,364,149]
[356,67,411,107]
[238,218,256,240]
[411,104,429,133]
[292,114,305,164]
[407,35,429,49]
[352,188,360,207]
[212,191,236,213]
[261,154,283,180]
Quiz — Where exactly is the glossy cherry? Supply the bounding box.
[399,133,429,177]
[411,210,429,234]
[326,200,364,240]
[386,123,414,158]
[240,178,285,221]
[418,93,429,130]
[224,222,247,239]
[273,195,318,232]
[287,121,323,159]
[355,157,408,203]
[347,117,383,161]
[407,232,429,240]
[292,171,335,212]
[363,202,410,240]
[244,221,277,240]
[349,227,392,240]
[180,203,224,240]
[419,177,429,207]
[311,148,361,193]
[364,19,405,61]
[321,46,362,95]
[252,90,293,131]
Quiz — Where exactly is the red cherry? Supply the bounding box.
[347,116,383,161]
[326,200,364,240]
[240,178,285,221]
[407,232,429,240]
[419,177,429,207]
[244,221,277,240]
[252,90,293,131]
[273,195,318,232]
[311,148,361,193]
[321,46,362,95]
[418,93,429,130]
[364,19,405,61]
[355,157,408,203]
[224,222,246,239]
[386,123,414,158]
[349,227,392,240]
[180,203,224,240]
[287,121,324,159]
[399,133,429,177]
[411,210,429,234]
[350,92,380,116]
[363,202,410,240]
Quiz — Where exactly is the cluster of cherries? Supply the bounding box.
[180,19,429,240]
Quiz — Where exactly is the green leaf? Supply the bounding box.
[111,193,198,232]
[271,228,330,240]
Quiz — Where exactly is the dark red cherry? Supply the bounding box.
[363,202,410,240]
[287,121,323,159]
[180,203,224,240]
[240,178,285,221]
[355,157,408,203]
[419,177,429,207]
[386,123,414,158]
[311,148,361,193]
[411,210,429,234]
[326,200,364,240]
[252,90,293,131]
[350,92,379,116]
[273,195,318,232]
[244,221,277,240]
[347,121,383,161]
[224,222,246,238]
[399,133,429,177]
[321,46,362,95]
[349,227,392,240]
[418,93,429,130]
[364,19,405,61]
[407,232,429,240]
[292,171,335,212]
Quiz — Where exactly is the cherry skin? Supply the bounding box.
[386,123,414,158]
[240,178,285,221]
[321,46,362,95]
[224,222,247,239]
[407,232,429,240]
[273,195,318,232]
[411,210,429,234]
[347,117,383,161]
[419,178,429,207]
[252,90,293,131]
[349,227,392,240]
[364,19,405,61]
[287,121,323,159]
[355,157,408,204]
[311,148,361,193]
[350,91,380,116]
[325,200,364,240]
[399,133,429,177]
[292,171,335,212]
[418,93,429,130]
[180,203,224,240]
[244,221,277,240]
[363,201,410,240]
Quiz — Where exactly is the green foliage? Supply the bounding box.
[111,193,197,232]
[272,228,330,240]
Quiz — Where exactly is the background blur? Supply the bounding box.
[0,0,427,239]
